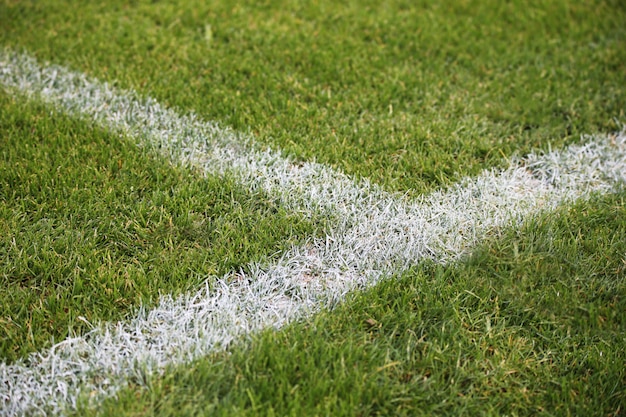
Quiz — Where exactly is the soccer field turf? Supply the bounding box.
[1,1,625,415]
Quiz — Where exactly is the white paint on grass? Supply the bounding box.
[1,50,625,416]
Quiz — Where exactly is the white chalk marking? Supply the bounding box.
[1,50,624,416]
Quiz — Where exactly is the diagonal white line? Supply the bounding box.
[0,50,625,416]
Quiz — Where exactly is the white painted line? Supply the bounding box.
[0,49,375,222]
[1,50,625,416]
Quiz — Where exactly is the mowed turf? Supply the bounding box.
[86,193,626,416]
[0,93,318,362]
[1,0,624,194]
[1,0,625,415]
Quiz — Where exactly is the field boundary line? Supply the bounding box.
[1,49,625,416]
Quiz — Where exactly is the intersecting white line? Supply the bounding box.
[1,49,625,416]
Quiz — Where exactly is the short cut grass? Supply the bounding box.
[1,0,625,415]
[0,93,318,362]
[1,0,624,194]
[88,192,626,416]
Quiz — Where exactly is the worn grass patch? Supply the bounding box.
[0,93,318,362]
[90,193,626,416]
[1,0,624,194]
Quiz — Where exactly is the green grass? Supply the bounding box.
[1,0,625,415]
[87,192,626,416]
[1,0,624,194]
[0,92,319,362]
